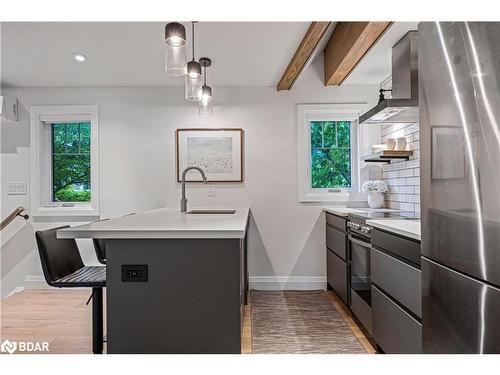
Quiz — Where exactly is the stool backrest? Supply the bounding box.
[92,239,106,264]
[35,226,84,286]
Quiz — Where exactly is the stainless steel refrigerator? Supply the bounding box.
[420,22,500,353]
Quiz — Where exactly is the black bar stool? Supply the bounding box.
[92,213,135,265]
[93,239,106,265]
[35,226,106,354]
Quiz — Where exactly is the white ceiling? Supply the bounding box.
[1,21,418,88]
[1,22,309,87]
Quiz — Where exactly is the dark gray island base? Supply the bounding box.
[106,238,246,354]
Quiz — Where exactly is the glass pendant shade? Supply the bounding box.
[164,22,187,76]
[165,45,186,76]
[165,22,186,47]
[186,60,202,79]
[199,85,213,115]
[185,75,202,101]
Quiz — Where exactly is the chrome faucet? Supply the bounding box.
[180,166,207,212]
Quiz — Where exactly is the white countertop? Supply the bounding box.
[323,207,367,217]
[366,219,421,241]
[323,206,401,217]
[57,207,250,239]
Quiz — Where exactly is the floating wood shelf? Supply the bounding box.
[362,150,413,163]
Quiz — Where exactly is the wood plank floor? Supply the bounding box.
[0,289,97,354]
[0,289,373,354]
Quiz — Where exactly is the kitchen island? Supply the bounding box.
[58,207,250,354]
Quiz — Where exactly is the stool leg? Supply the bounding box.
[92,287,103,354]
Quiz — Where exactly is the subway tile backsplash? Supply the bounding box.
[381,122,421,216]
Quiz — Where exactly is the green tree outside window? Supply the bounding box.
[51,122,91,202]
[310,121,351,188]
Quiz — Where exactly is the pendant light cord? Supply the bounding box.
[191,21,195,61]
[203,66,207,85]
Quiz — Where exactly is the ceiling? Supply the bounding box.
[1,22,310,87]
[1,21,418,88]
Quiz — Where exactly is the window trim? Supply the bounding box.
[30,105,100,218]
[297,103,365,203]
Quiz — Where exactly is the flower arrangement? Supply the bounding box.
[362,180,388,193]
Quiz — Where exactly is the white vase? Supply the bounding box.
[367,192,384,209]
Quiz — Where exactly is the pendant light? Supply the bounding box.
[185,22,202,101]
[199,57,213,115]
[164,22,187,76]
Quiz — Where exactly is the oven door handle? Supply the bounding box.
[348,236,372,249]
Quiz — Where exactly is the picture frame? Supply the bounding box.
[176,128,244,182]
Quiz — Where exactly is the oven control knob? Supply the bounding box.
[349,222,360,230]
[361,225,371,234]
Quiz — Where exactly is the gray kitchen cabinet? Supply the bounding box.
[327,248,349,304]
[371,229,420,266]
[372,285,422,354]
[371,247,421,318]
[326,212,347,231]
[325,213,349,305]
[371,227,422,354]
[326,224,347,260]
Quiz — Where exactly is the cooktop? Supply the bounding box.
[348,211,418,221]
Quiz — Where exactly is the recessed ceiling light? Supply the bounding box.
[73,53,86,63]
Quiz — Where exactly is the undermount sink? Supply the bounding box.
[186,209,236,215]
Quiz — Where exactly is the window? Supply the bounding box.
[30,106,99,217]
[298,104,365,203]
[51,122,91,202]
[310,121,352,189]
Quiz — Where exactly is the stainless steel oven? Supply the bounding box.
[349,234,372,306]
[346,210,416,334]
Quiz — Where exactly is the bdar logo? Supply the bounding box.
[1,340,49,353]
[1,340,17,354]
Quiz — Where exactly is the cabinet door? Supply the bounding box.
[371,247,421,318]
[326,213,347,231]
[326,224,347,260]
[327,249,349,305]
[371,229,421,266]
[372,285,422,354]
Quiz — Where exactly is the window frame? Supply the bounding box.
[297,103,365,203]
[30,105,100,218]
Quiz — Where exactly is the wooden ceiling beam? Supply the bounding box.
[277,22,331,91]
[324,22,393,86]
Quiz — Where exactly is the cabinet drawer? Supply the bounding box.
[372,285,422,354]
[327,249,349,305]
[350,289,372,334]
[371,248,422,318]
[326,224,347,260]
[372,228,421,266]
[326,213,347,232]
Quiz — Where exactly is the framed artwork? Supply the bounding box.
[176,128,244,182]
[431,126,466,180]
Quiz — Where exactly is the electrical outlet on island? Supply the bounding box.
[207,185,216,197]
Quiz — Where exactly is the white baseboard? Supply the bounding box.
[249,276,327,290]
[23,275,88,291]
[22,275,327,291]
[24,275,49,289]
[5,286,25,298]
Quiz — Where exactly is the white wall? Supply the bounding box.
[1,62,379,294]
[381,122,421,215]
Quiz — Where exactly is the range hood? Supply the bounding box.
[359,30,418,124]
